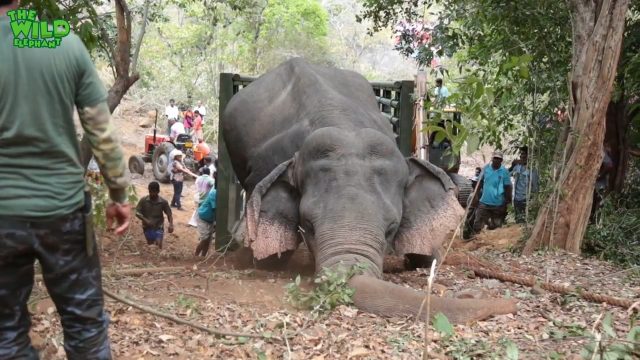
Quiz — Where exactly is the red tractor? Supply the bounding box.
[128,111,199,183]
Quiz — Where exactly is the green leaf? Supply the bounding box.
[626,326,640,342]
[434,130,447,144]
[466,133,480,154]
[504,340,519,360]
[602,312,617,338]
[432,313,455,337]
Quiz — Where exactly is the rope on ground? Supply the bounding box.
[470,266,637,309]
[102,288,277,340]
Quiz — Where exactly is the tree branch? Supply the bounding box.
[155,27,187,71]
[114,0,132,77]
[131,0,151,74]
[83,0,116,73]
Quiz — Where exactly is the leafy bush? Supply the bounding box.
[285,263,367,317]
[432,313,519,359]
[584,159,640,267]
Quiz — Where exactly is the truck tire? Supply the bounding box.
[128,155,145,175]
[152,142,175,183]
[448,173,473,208]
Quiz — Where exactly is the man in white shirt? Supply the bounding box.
[195,101,206,123]
[165,99,180,135]
[169,118,185,142]
[165,99,179,121]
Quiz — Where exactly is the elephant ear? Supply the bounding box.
[245,157,301,260]
[393,158,465,267]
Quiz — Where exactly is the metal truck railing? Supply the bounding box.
[215,73,414,249]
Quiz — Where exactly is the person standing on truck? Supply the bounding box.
[0,1,131,358]
[433,78,450,107]
[470,151,513,235]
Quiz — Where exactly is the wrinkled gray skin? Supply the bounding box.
[222,59,517,324]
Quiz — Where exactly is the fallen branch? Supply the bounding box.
[471,267,638,309]
[102,288,275,340]
[35,266,187,281]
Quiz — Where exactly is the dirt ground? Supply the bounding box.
[29,104,640,359]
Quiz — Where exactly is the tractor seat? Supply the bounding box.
[175,134,192,143]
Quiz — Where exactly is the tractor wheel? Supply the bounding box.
[448,173,474,208]
[152,142,175,183]
[128,155,145,175]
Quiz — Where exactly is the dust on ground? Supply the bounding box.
[29,103,640,359]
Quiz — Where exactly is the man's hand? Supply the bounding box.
[168,224,174,233]
[106,202,131,235]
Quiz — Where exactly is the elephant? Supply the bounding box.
[221,58,517,324]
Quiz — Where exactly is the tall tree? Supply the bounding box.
[360,0,631,253]
[523,0,630,254]
[22,0,152,166]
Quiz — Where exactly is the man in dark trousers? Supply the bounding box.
[470,151,513,235]
[0,1,131,359]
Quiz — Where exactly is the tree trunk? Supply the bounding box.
[604,98,629,193]
[80,0,145,169]
[523,0,630,255]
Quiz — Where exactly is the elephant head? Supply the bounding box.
[244,127,517,324]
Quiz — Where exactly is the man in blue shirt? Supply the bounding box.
[471,151,513,234]
[509,147,539,223]
[194,188,216,256]
[433,78,450,107]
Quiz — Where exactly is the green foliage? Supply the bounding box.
[432,312,454,337]
[387,331,418,353]
[579,313,640,360]
[175,294,199,314]
[439,336,520,360]
[19,0,105,51]
[360,0,571,151]
[135,0,330,137]
[584,200,640,267]
[544,314,640,359]
[432,313,520,359]
[86,175,138,231]
[285,263,367,317]
[584,159,640,267]
[252,0,330,72]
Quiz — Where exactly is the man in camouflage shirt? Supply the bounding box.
[0,1,131,359]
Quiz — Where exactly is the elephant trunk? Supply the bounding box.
[314,224,385,278]
[348,275,518,325]
[314,225,517,325]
